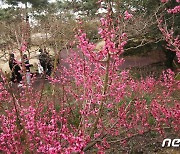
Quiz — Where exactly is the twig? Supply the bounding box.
[108,127,172,144]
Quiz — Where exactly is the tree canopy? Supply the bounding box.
[2,0,48,7]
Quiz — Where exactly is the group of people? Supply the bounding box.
[9,48,52,86]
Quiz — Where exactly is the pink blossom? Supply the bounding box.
[167,5,180,14]
[124,11,133,20]
[20,42,27,52]
[161,0,169,2]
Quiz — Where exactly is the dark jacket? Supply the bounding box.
[23,59,33,72]
[9,59,22,83]
[9,59,21,72]
[39,52,51,65]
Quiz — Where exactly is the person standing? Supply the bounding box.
[39,48,52,76]
[9,53,22,83]
[22,54,33,85]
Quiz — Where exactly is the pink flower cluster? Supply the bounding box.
[0,106,88,153]
[124,11,133,20]
[20,42,27,52]
[161,0,169,2]
[168,5,180,14]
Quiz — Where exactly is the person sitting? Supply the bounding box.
[9,53,22,84]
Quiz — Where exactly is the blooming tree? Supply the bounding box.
[0,0,179,153]
[158,0,180,62]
